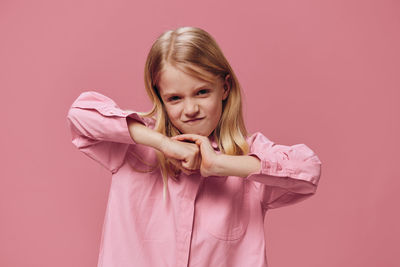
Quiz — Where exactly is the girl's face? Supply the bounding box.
[158,64,230,137]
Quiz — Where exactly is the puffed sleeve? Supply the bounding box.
[66,91,150,174]
[245,132,322,209]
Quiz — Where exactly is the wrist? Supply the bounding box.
[209,154,262,178]
[210,154,225,176]
[157,135,171,153]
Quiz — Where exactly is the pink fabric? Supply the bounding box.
[66,91,322,267]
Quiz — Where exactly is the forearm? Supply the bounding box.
[212,154,261,178]
[126,117,167,151]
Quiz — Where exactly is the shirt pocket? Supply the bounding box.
[201,177,250,241]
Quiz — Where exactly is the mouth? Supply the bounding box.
[184,117,204,123]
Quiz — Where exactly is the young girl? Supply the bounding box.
[67,26,322,267]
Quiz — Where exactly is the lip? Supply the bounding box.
[184,118,204,123]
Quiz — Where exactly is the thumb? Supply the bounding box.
[198,139,215,156]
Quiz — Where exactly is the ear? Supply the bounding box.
[222,74,231,101]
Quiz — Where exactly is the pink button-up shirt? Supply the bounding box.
[66,91,322,267]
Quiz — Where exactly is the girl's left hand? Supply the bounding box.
[171,134,218,177]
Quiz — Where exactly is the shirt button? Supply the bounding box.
[277,163,282,171]
[286,168,295,174]
[262,161,271,169]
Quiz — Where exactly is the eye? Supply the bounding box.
[197,89,209,95]
[168,96,180,102]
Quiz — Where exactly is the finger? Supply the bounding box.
[168,158,195,175]
[173,134,200,142]
[182,160,197,171]
[181,137,204,147]
[183,152,201,172]
[180,165,196,175]
[171,137,197,146]
[196,153,202,169]
[168,158,180,166]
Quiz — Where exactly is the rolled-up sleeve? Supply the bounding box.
[66,91,149,174]
[245,132,322,209]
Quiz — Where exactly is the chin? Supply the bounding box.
[182,129,209,136]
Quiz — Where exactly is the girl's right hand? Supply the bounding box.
[160,137,201,175]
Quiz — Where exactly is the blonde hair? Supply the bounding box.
[129,26,249,202]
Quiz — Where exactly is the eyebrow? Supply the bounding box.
[162,83,212,98]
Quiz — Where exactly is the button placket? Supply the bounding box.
[176,198,195,267]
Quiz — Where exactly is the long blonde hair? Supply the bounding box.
[129,26,249,202]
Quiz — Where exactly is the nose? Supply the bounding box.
[183,98,199,118]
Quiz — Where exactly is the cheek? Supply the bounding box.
[165,106,180,122]
[205,101,223,127]
[208,100,222,115]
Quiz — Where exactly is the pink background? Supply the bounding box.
[1,0,399,266]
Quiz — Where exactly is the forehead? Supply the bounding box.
[158,64,219,95]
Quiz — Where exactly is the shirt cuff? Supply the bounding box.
[245,151,319,195]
